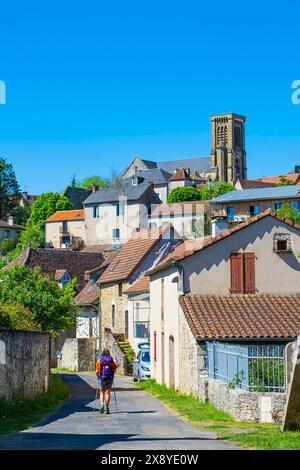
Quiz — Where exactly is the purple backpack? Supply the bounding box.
[100,355,114,381]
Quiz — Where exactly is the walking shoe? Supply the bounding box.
[99,405,105,414]
[106,407,110,415]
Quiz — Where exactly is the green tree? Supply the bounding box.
[79,175,110,189]
[0,265,77,335]
[200,181,236,200]
[0,158,20,219]
[11,204,31,226]
[29,192,73,228]
[277,175,294,186]
[0,302,41,331]
[167,186,202,203]
[276,203,300,223]
[0,238,16,255]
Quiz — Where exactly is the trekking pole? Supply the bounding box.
[112,377,118,412]
[93,380,99,414]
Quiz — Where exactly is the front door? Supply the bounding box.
[169,336,175,387]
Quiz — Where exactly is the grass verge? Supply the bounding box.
[0,374,69,435]
[136,379,300,450]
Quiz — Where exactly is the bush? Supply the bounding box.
[0,302,41,331]
[167,186,202,203]
[0,265,76,335]
[0,238,16,255]
[200,181,236,200]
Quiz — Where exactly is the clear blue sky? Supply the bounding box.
[0,1,300,194]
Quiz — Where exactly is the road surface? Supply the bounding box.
[0,373,239,450]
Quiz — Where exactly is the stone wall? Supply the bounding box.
[101,282,129,339]
[198,376,286,422]
[103,328,128,374]
[0,329,50,400]
[51,327,76,367]
[58,337,97,371]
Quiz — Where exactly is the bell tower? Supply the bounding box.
[210,113,246,183]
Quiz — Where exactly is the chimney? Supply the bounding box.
[173,168,178,175]
[211,217,228,237]
[186,168,190,176]
[92,185,99,192]
[8,216,14,226]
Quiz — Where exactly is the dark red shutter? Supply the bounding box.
[243,253,256,294]
[230,253,243,293]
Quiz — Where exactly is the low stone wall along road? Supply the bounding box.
[0,373,240,450]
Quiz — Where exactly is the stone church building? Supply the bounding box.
[122,113,247,196]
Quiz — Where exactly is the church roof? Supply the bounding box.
[158,157,210,174]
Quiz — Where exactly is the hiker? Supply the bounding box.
[96,348,118,414]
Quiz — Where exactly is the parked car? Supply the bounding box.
[133,348,150,382]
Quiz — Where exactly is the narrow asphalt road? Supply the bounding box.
[0,373,239,450]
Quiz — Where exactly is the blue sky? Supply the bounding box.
[0,1,299,193]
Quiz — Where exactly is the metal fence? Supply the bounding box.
[206,342,285,392]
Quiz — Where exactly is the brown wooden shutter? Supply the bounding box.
[230,253,243,293]
[243,253,256,294]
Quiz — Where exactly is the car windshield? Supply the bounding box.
[141,351,150,363]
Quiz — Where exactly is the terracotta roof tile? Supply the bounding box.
[124,276,150,294]
[46,210,84,222]
[75,281,100,305]
[147,209,300,275]
[179,294,300,339]
[251,173,300,185]
[237,179,276,189]
[169,167,192,181]
[99,225,174,284]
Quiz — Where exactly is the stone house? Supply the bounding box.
[98,225,181,352]
[45,209,86,250]
[147,209,300,422]
[124,275,150,351]
[212,185,300,222]
[83,180,161,246]
[0,217,24,244]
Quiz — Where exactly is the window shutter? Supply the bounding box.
[230,253,243,293]
[153,331,157,362]
[243,253,256,294]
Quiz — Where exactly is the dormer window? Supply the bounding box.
[132,176,139,186]
[273,233,292,253]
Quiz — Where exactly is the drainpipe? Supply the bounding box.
[171,260,185,295]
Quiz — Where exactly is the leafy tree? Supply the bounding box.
[0,302,41,331]
[11,204,31,226]
[167,186,202,203]
[79,175,110,189]
[200,181,236,200]
[0,158,20,219]
[29,192,73,228]
[0,238,16,255]
[0,265,77,335]
[277,175,294,186]
[276,203,300,223]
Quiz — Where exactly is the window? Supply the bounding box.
[227,207,235,222]
[116,204,120,217]
[250,205,260,217]
[290,201,300,210]
[118,283,122,297]
[111,304,115,327]
[274,202,283,211]
[132,176,138,186]
[5,231,10,238]
[16,232,21,239]
[230,253,256,294]
[170,211,175,219]
[149,222,157,229]
[273,233,292,252]
[112,228,120,239]
[62,221,68,232]
[93,206,99,218]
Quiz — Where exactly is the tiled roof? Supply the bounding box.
[75,281,100,305]
[147,209,300,275]
[62,187,92,209]
[151,201,208,217]
[0,220,25,230]
[212,185,300,204]
[6,248,106,290]
[123,169,172,186]
[158,157,210,174]
[46,210,84,222]
[83,182,154,205]
[179,294,300,339]
[252,173,300,185]
[169,167,192,181]
[124,276,150,294]
[99,225,174,284]
[236,179,276,190]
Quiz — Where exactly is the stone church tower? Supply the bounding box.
[210,113,247,183]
